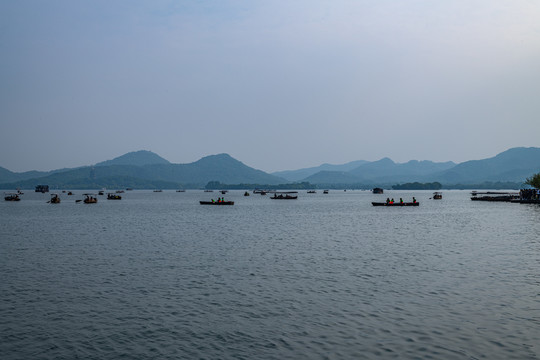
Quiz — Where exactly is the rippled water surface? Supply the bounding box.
[1,190,539,359]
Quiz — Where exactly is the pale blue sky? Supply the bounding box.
[1,0,539,172]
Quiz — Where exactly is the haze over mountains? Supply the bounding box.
[0,147,539,189]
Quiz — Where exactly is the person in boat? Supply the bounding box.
[400,198,403,204]
[412,197,416,203]
[386,198,390,204]
[390,198,394,204]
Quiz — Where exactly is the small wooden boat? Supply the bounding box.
[153,189,163,192]
[4,193,20,201]
[372,202,419,206]
[176,189,186,192]
[323,190,329,194]
[372,188,384,194]
[98,190,105,195]
[271,194,298,200]
[200,201,234,205]
[307,190,316,194]
[83,194,98,204]
[67,191,73,195]
[433,192,442,200]
[244,191,250,196]
[220,190,228,194]
[49,194,61,204]
[107,193,122,200]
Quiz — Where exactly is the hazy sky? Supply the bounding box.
[1,0,539,173]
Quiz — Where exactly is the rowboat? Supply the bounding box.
[4,193,20,201]
[372,202,419,206]
[271,194,298,199]
[83,194,98,204]
[200,201,234,205]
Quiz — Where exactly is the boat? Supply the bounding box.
[307,190,316,194]
[204,190,213,192]
[4,193,20,201]
[83,194,98,204]
[67,191,73,196]
[244,191,250,196]
[220,190,228,194]
[372,202,419,206]
[35,185,49,193]
[271,194,298,199]
[107,193,122,200]
[98,190,105,196]
[115,190,125,194]
[153,189,163,192]
[176,189,186,192]
[372,188,384,194]
[270,191,298,200]
[323,190,329,194]
[200,200,234,205]
[433,192,442,199]
[49,194,61,204]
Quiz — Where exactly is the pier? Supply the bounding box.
[471,190,540,204]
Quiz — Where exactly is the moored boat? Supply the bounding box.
[35,185,49,193]
[49,194,61,204]
[107,193,122,200]
[433,192,442,199]
[470,191,519,202]
[372,187,384,194]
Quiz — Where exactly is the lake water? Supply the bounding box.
[1,190,539,359]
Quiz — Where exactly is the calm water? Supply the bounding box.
[1,190,539,359]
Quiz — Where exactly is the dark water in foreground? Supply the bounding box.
[1,190,539,359]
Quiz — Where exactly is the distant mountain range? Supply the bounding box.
[272,147,540,186]
[0,153,285,189]
[0,147,539,189]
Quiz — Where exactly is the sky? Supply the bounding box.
[1,0,539,173]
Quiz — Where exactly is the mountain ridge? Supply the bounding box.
[95,150,171,167]
[0,147,538,189]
